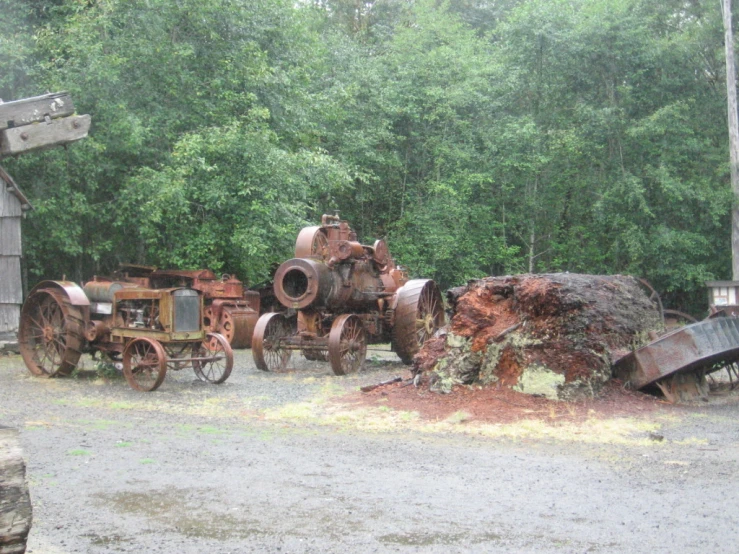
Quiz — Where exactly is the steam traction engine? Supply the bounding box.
[18,279,233,391]
[111,265,260,348]
[252,214,445,375]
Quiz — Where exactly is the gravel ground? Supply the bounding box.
[2,349,739,553]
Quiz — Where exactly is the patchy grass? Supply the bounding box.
[68,449,91,456]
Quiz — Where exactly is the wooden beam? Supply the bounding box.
[0,92,75,131]
[0,114,90,157]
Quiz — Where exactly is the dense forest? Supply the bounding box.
[0,0,734,314]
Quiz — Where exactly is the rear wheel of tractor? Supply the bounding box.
[19,289,84,377]
[392,280,445,364]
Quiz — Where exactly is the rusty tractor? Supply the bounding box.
[111,265,260,348]
[18,279,233,392]
[252,214,445,375]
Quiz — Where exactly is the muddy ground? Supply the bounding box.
[1,348,739,553]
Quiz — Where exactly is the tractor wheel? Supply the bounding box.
[122,337,167,392]
[392,280,445,364]
[19,288,85,377]
[252,313,294,371]
[193,333,233,384]
[328,314,367,376]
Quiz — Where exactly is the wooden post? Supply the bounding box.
[0,428,32,554]
[722,0,739,280]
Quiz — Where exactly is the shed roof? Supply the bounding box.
[0,165,32,211]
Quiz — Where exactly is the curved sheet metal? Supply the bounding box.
[613,317,739,389]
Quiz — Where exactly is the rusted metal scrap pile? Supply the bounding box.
[414,273,663,400]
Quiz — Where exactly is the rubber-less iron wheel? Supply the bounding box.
[122,337,168,391]
[19,288,84,377]
[252,313,294,371]
[392,280,445,364]
[193,333,233,384]
[328,314,367,376]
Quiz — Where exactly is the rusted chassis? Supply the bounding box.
[18,280,233,392]
[252,215,444,375]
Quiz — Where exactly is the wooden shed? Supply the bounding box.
[0,166,31,341]
[0,92,89,344]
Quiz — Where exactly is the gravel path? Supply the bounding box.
[2,350,739,553]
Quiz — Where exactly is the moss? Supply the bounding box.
[513,364,565,400]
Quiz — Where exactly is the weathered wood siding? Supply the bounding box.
[0,173,23,336]
[0,305,19,338]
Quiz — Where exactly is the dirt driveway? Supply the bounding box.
[1,349,739,553]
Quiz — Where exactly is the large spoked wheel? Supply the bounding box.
[122,338,168,392]
[252,313,294,371]
[193,333,234,384]
[392,280,445,364]
[328,314,367,376]
[19,289,84,377]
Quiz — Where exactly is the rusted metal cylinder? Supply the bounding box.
[273,258,333,310]
[82,281,125,303]
[273,257,387,311]
[85,320,108,342]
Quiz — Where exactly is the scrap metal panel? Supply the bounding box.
[614,317,739,389]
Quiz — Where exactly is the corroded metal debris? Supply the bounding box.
[613,317,739,396]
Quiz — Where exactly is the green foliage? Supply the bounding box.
[0,0,734,314]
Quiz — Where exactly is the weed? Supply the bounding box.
[139,458,155,464]
[68,449,91,456]
[445,410,473,424]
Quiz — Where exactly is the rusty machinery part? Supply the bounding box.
[637,278,665,325]
[203,304,257,349]
[192,332,233,384]
[300,311,329,361]
[328,314,367,375]
[662,309,698,330]
[85,320,108,342]
[613,317,739,392]
[19,288,85,377]
[219,306,256,349]
[392,280,445,364]
[252,313,295,371]
[122,337,168,392]
[373,239,389,270]
[295,226,329,259]
[273,258,332,310]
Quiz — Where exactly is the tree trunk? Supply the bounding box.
[416,273,663,400]
[0,428,32,554]
[722,0,739,279]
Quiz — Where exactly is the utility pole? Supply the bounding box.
[722,0,739,279]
